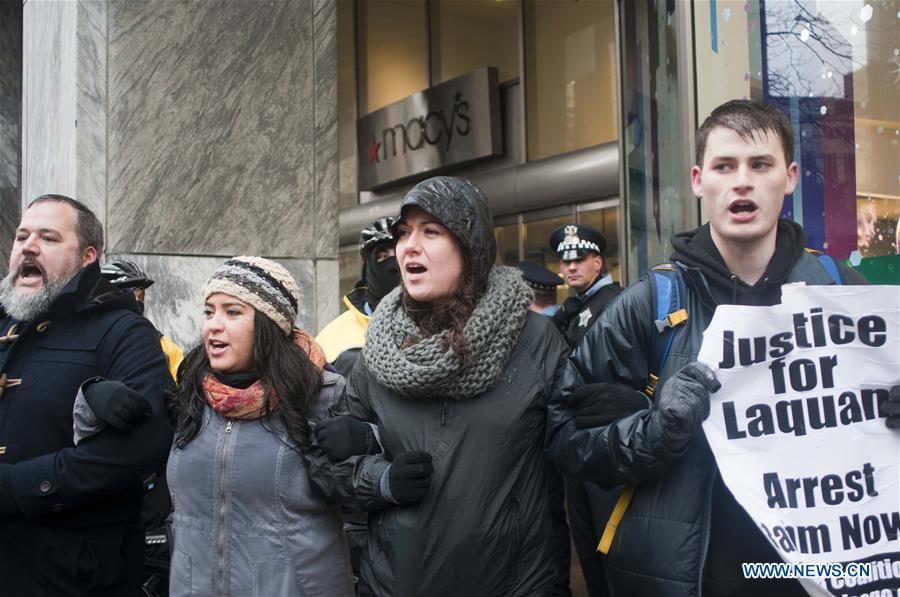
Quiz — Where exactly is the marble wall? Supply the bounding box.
[21,0,106,222]
[22,0,78,203]
[107,0,326,258]
[21,0,340,338]
[0,1,22,271]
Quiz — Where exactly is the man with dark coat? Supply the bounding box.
[550,224,622,349]
[548,100,868,597]
[0,195,174,596]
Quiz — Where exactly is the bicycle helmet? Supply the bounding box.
[358,216,397,256]
[100,260,155,289]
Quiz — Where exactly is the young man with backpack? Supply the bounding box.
[548,99,867,597]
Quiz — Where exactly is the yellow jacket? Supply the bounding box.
[316,291,370,364]
[160,334,184,381]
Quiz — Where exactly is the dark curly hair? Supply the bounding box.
[170,310,322,450]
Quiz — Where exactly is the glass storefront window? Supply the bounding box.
[494,219,521,266]
[694,0,899,284]
[524,0,618,160]
[578,201,621,284]
[431,0,519,84]
[358,0,428,114]
[522,209,572,269]
[620,1,697,282]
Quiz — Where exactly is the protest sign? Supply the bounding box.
[698,285,900,597]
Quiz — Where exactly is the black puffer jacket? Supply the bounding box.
[548,222,866,597]
[306,177,569,596]
[0,261,175,596]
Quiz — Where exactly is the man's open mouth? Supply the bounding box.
[17,262,45,281]
[728,200,758,214]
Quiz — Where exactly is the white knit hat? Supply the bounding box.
[202,256,300,334]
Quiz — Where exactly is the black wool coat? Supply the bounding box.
[0,261,174,596]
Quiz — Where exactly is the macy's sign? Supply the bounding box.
[357,67,502,190]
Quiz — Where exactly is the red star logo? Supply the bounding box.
[367,136,381,164]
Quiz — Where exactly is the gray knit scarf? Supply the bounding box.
[363,266,533,400]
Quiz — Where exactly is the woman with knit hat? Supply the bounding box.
[309,177,569,596]
[166,256,353,597]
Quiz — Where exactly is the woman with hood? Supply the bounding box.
[307,177,569,596]
[166,256,354,597]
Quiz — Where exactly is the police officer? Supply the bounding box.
[547,224,624,597]
[517,261,563,316]
[550,224,622,349]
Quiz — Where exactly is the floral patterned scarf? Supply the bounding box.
[201,329,326,419]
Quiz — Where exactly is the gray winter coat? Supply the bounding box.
[167,370,354,597]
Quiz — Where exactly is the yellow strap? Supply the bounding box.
[596,305,688,555]
[644,373,659,397]
[598,482,636,554]
[667,308,688,328]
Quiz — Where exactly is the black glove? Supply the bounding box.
[884,385,900,429]
[654,362,720,453]
[82,379,152,431]
[388,451,433,506]
[567,383,649,429]
[315,416,377,461]
[0,464,18,518]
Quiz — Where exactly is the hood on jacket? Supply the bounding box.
[393,176,497,287]
[5,260,143,321]
[669,219,806,306]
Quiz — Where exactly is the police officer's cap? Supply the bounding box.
[517,262,563,292]
[549,224,607,261]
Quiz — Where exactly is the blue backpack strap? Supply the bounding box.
[647,264,688,396]
[802,248,843,285]
[601,263,688,555]
[817,254,842,285]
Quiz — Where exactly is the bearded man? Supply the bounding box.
[0,194,173,596]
